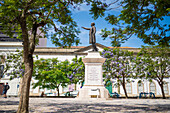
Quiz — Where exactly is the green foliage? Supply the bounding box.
[136,46,170,80]
[89,1,107,20]
[135,46,170,98]
[0,50,24,79]
[0,0,84,47]
[32,57,85,95]
[101,48,136,97]
[90,0,170,47]
[32,58,70,90]
[101,48,135,84]
[68,57,85,84]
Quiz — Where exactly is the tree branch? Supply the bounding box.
[107,4,123,11]
[107,0,123,11]
[26,10,43,16]
[156,70,161,82]
[24,0,35,15]
[0,1,4,5]
[29,21,37,55]
[126,32,134,40]
[58,0,70,10]
[45,7,53,21]
[37,21,46,27]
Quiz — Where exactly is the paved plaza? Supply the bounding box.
[0,97,170,113]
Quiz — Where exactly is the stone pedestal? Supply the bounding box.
[77,52,109,100]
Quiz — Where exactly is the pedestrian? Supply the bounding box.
[2,83,10,98]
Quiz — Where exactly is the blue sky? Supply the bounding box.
[47,3,170,48]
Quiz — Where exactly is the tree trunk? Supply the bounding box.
[160,83,166,99]
[121,76,128,98]
[57,87,60,96]
[17,19,36,113]
[17,55,33,113]
[74,83,77,90]
[121,82,128,98]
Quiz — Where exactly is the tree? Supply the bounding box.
[33,58,70,96]
[89,0,170,47]
[135,46,170,99]
[101,48,135,98]
[0,50,23,79]
[0,0,89,112]
[67,57,85,89]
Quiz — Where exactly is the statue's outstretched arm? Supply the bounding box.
[82,27,90,30]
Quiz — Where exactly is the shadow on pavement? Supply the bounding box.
[0,100,19,105]
[0,110,16,113]
[1,99,170,113]
[42,103,170,113]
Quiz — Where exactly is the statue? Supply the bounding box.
[82,22,98,51]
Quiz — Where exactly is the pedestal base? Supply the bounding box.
[76,52,109,100]
[77,85,109,100]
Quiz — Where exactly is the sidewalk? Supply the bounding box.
[0,97,170,113]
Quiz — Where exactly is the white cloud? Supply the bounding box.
[78,4,91,12]
[96,29,101,36]
[80,30,88,35]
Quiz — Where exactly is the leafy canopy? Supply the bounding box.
[0,0,88,47]
[33,58,70,90]
[135,46,170,98]
[136,46,170,80]
[0,50,24,79]
[90,0,170,47]
[67,57,85,84]
[101,48,135,83]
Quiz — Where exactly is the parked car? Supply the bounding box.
[64,90,79,97]
[110,92,120,98]
[45,92,56,96]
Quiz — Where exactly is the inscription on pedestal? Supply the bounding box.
[77,52,109,99]
[87,66,100,84]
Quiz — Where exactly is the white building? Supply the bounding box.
[0,38,170,97]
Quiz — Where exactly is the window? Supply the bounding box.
[138,82,144,93]
[163,84,169,95]
[126,83,132,94]
[150,82,156,93]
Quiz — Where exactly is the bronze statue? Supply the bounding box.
[82,22,98,51]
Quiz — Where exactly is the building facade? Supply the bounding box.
[0,39,170,97]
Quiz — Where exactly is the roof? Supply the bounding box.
[0,37,22,42]
[0,30,20,42]
[56,46,85,49]
[33,43,141,55]
[0,39,141,54]
[109,47,135,49]
[75,43,109,52]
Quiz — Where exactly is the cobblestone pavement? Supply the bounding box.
[0,97,170,113]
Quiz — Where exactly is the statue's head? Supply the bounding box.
[91,22,95,26]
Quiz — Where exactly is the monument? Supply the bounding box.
[82,22,98,51]
[77,23,109,99]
